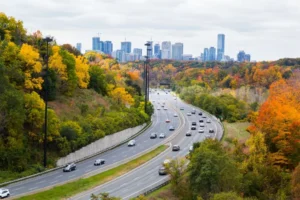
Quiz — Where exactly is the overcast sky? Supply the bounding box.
[1,0,300,61]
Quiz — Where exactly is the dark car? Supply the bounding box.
[158,166,167,175]
[207,119,211,123]
[199,119,204,123]
[209,129,214,133]
[192,122,197,126]
[202,115,207,118]
[150,133,157,139]
[198,112,203,116]
[191,110,196,114]
[63,163,76,172]
[186,132,192,136]
[169,126,175,131]
[191,126,196,130]
[172,145,180,151]
[94,159,105,166]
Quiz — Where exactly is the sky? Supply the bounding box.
[1,0,300,61]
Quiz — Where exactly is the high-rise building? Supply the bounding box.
[182,54,193,61]
[103,41,113,55]
[133,48,142,60]
[209,47,216,61]
[161,41,172,59]
[245,54,251,62]
[217,34,225,61]
[237,50,246,62]
[76,43,82,53]
[154,43,160,59]
[115,50,125,63]
[121,41,131,53]
[92,37,100,51]
[203,48,209,62]
[172,43,183,60]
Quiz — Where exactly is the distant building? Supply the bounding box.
[182,54,193,61]
[154,43,161,59]
[103,41,113,55]
[237,50,246,62]
[217,34,225,61]
[208,47,216,61]
[121,41,131,53]
[172,43,183,60]
[92,37,100,51]
[76,43,82,53]
[113,50,125,63]
[161,41,172,59]
[133,48,142,60]
[146,41,153,58]
[245,54,251,62]
[203,48,209,62]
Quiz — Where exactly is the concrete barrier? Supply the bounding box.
[56,124,146,166]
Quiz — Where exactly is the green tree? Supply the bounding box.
[210,191,242,200]
[88,65,107,95]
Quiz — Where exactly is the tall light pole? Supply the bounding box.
[144,41,151,113]
[43,36,53,168]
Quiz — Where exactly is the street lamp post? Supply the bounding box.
[144,41,151,113]
[43,36,53,168]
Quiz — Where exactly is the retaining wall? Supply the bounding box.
[57,123,146,166]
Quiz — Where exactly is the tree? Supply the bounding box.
[210,192,242,200]
[75,55,90,88]
[88,65,107,95]
[109,87,134,106]
[292,163,300,199]
[19,43,43,90]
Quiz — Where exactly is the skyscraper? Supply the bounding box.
[237,51,246,62]
[161,41,171,59]
[121,41,131,53]
[209,47,216,61]
[245,54,251,62]
[217,34,225,61]
[92,37,100,51]
[116,50,125,63]
[203,48,209,62]
[133,48,142,60]
[172,43,183,60]
[154,43,160,59]
[104,41,113,55]
[76,43,82,53]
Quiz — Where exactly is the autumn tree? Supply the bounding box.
[292,163,300,199]
[75,55,90,88]
[109,87,134,106]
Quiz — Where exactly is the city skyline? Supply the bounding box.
[2,0,299,61]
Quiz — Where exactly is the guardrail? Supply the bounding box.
[0,121,152,188]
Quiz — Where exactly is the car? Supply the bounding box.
[158,166,167,175]
[209,129,214,133]
[94,159,105,166]
[164,107,167,110]
[191,126,196,130]
[174,97,177,100]
[152,100,155,102]
[63,163,76,172]
[128,139,136,146]
[165,119,170,123]
[180,107,184,110]
[207,119,211,123]
[159,133,166,138]
[199,119,204,123]
[189,145,193,152]
[200,123,205,127]
[186,132,192,136]
[192,122,197,126]
[163,159,171,165]
[161,105,164,107]
[157,92,159,95]
[169,126,175,131]
[172,145,180,151]
[0,188,10,199]
[198,112,203,116]
[150,133,157,139]
[157,108,161,110]
[202,115,207,118]
[191,110,196,114]
[198,129,204,133]
[187,112,192,116]
[173,113,178,117]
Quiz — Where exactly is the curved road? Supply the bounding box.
[70,90,223,200]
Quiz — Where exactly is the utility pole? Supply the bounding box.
[144,41,152,113]
[43,36,53,168]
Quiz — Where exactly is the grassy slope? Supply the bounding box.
[223,121,251,145]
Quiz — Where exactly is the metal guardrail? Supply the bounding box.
[0,122,153,188]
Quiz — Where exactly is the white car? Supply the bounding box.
[0,188,10,198]
[200,123,205,127]
[128,140,136,146]
[189,145,193,152]
[159,133,166,138]
[207,119,211,123]
[173,113,178,117]
[187,113,192,116]
[198,129,204,133]
[164,107,167,110]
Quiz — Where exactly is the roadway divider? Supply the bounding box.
[0,121,152,188]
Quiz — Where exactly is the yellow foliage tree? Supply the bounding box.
[109,87,134,106]
[75,55,90,88]
[19,44,43,90]
[49,46,67,80]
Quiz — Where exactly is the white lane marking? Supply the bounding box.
[85,169,93,173]
[55,174,63,179]
[69,174,76,178]
[13,186,24,191]
[133,177,140,181]
[120,183,127,188]
[36,180,46,184]
[50,180,58,185]
[29,186,39,191]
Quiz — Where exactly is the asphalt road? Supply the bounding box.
[71,90,223,200]
[7,91,182,198]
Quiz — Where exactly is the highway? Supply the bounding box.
[70,90,223,200]
[6,91,182,198]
